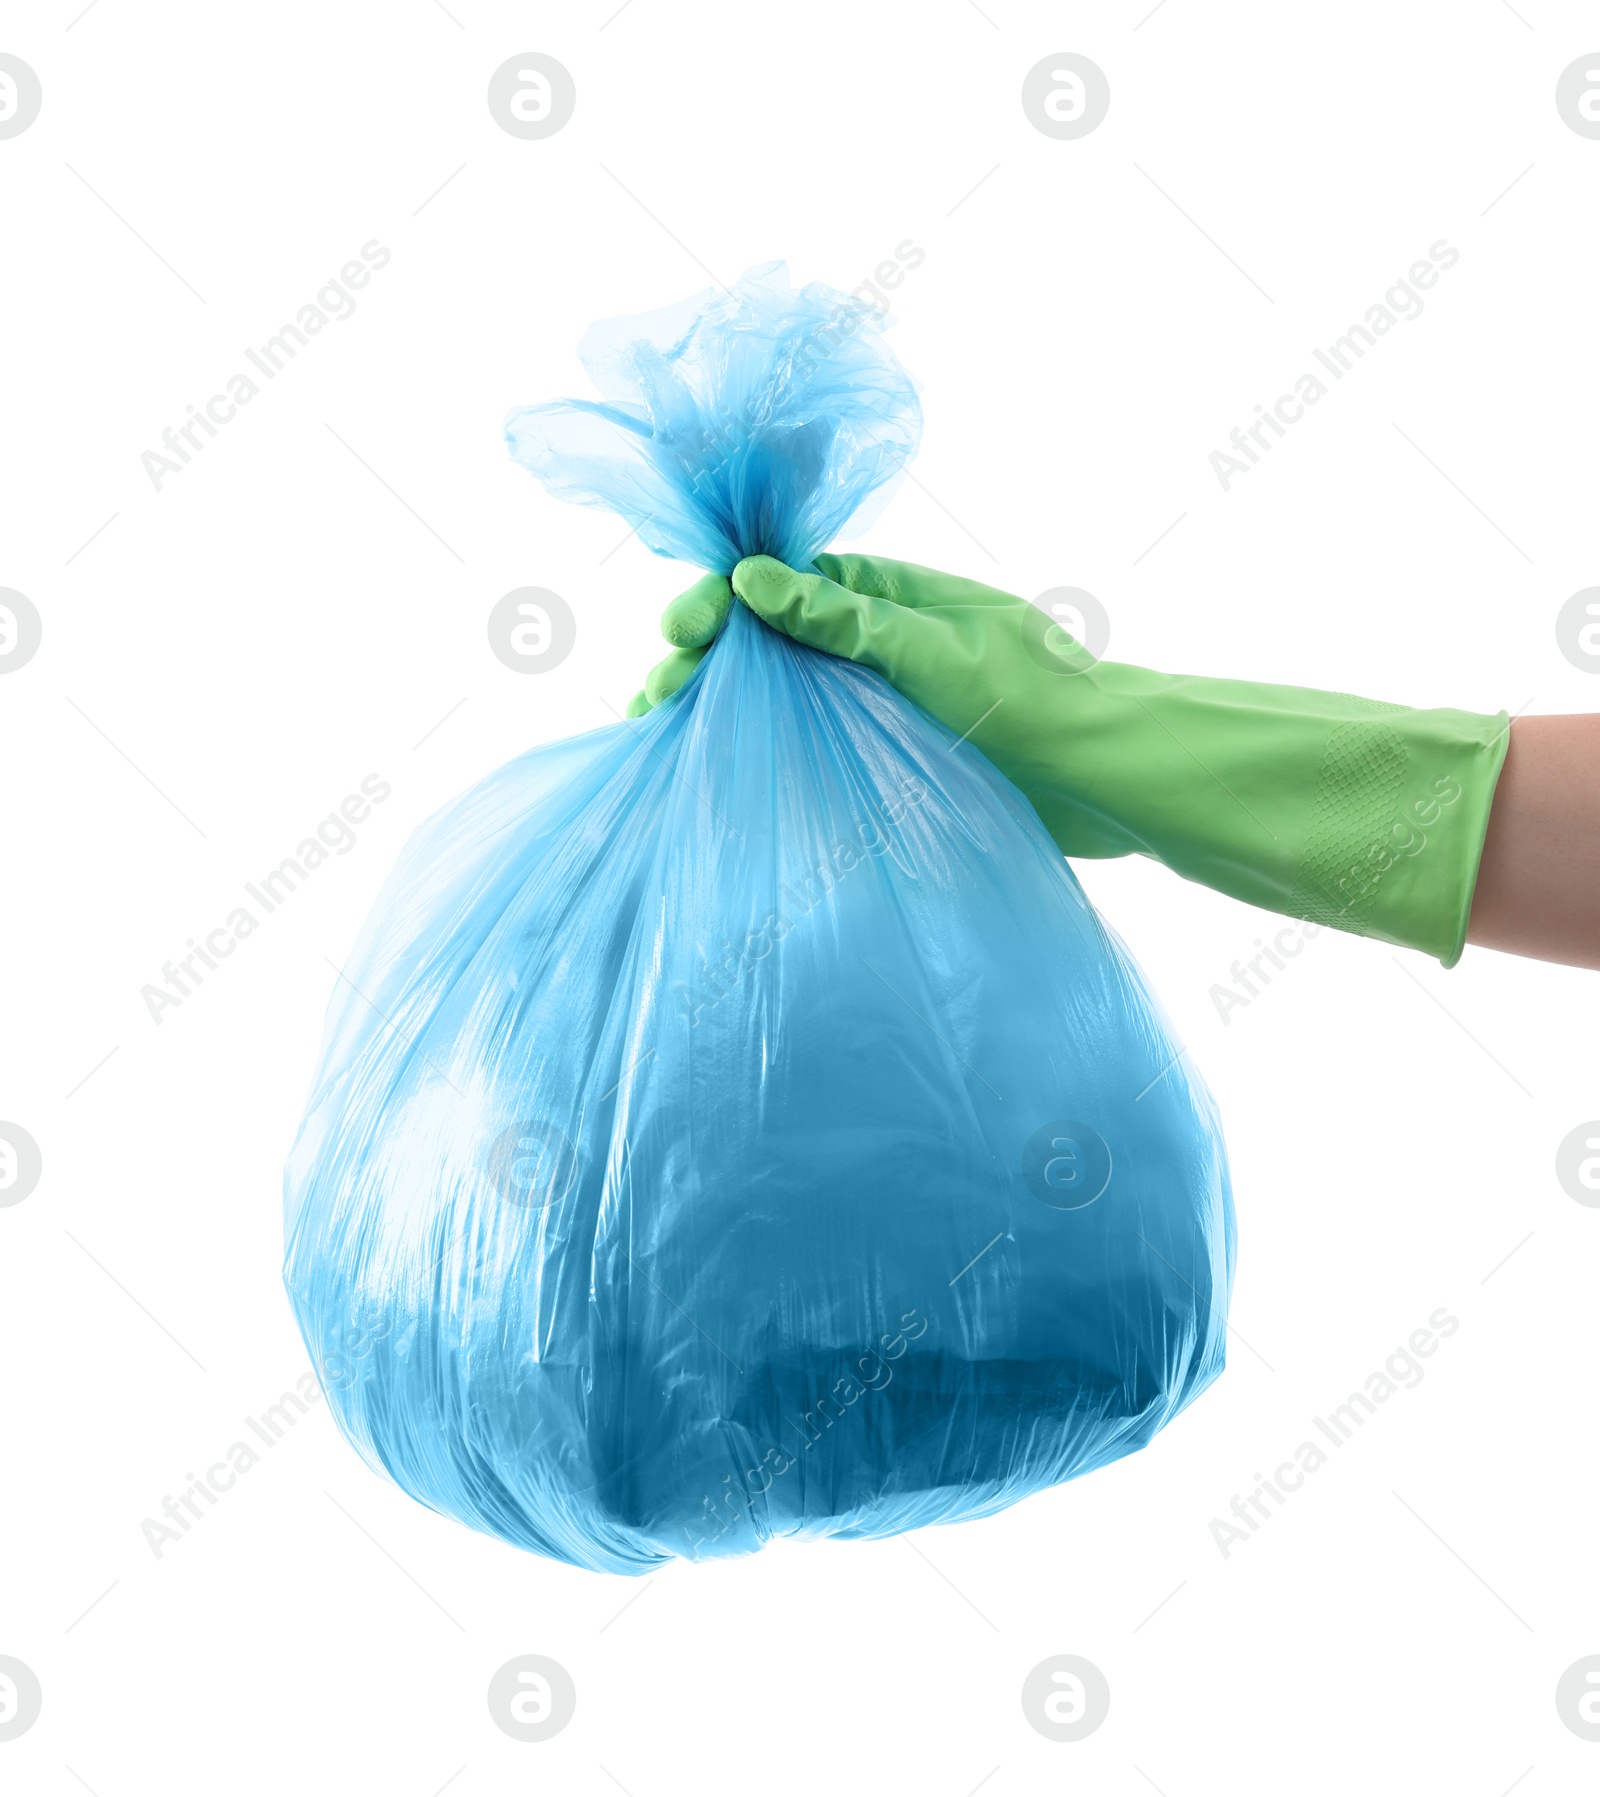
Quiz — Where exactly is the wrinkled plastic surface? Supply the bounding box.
[504,261,922,572]
[284,266,1234,1574]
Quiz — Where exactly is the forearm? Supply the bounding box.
[1466,715,1600,970]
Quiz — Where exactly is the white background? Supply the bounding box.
[3,2,1597,1792]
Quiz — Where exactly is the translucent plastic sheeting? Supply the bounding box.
[504,260,922,572]
[284,265,1234,1573]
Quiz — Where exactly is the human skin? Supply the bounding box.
[1467,715,1600,970]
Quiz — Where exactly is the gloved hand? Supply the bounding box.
[624,572,732,718]
[632,553,1510,966]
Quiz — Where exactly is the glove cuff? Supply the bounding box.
[1278,703,1510,966]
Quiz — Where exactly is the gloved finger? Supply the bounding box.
[661,572,733,648]
[812,552,1021,613]
[733,554,921,663]
[625,689,650,719]
[643,644,708,708]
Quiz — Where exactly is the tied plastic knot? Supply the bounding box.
[504,261,923,574]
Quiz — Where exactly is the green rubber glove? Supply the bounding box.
[625,573,732,718]
[637,553,1510,967]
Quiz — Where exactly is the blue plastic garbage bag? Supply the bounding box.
[283,265,1234,1574]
